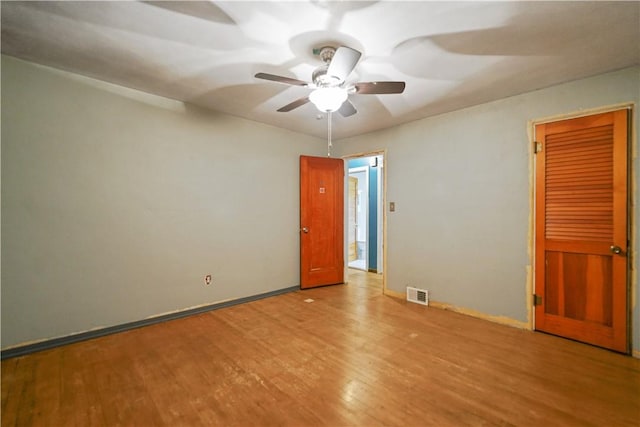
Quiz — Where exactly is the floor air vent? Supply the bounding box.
[406,287,429,306]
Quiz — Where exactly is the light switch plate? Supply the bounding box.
[390,202,395,212]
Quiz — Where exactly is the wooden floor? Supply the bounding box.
[2,269,639,426]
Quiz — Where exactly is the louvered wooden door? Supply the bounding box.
[534,110,629,353]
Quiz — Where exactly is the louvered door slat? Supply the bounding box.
[546,126,612,143]
[549,144,608,164]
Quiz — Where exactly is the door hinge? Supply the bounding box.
[533,294,542,306]
[533,141,543,154]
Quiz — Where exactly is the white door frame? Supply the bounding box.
[348,166,369,270]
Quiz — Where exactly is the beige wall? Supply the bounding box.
[1,55,325,348]
[335,66,640,354]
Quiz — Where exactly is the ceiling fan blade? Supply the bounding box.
[327,46,361,82]
[277,97,310,112]
[255,72,309,87]
[355,81,406,94]
[338,99,357,117]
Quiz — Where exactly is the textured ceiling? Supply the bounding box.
[2,1,639,139]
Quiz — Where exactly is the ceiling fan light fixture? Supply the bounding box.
[309,87,348,112]
[255,45,404,116]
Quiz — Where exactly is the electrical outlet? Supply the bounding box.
[204,274,212,285]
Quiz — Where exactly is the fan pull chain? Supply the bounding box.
[327,111,333,157]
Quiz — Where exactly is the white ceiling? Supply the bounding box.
[2,1,639,140]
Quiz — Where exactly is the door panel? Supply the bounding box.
[544,251,613,325]
[534,110,628,353]
[300,156,344,289]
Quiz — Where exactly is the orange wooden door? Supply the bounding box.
[534,110,629,353]
[300,156,344,289]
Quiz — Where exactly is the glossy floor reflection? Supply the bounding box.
[2,273,639,426]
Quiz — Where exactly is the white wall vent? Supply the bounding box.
[406,287,429,306]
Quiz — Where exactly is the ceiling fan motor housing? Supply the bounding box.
[312,46,341,87]
[312,65,340,87]
[318,46,336,64]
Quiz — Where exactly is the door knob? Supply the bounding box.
[301,227,309,233]
[610,245,622,255]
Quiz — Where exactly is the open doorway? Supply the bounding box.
[346,154,384,275]
[348,166,368,270]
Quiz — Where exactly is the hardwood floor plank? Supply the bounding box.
[2,269,639,426]
[63,345,107,426]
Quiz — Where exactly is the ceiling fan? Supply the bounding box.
[255,46,405,117]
